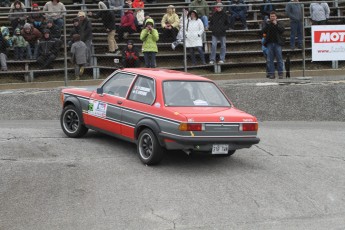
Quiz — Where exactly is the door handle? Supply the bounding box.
[117,101,123,105]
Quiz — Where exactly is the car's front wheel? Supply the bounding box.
[137,129,164,165]
[60,105,88,138]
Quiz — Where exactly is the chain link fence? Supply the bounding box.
[0,0,344,84]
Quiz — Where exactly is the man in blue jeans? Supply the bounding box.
[262,11,285,79]
[285,0,303,49]
[209,3,229,64]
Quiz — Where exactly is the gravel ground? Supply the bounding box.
[0,77,344,121]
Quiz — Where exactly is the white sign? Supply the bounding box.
[88,100,107,118]
[312,25,345,61]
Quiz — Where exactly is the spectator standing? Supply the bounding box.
[161,5,179,42]
[228,0,248,30]
[78,11,93,64]
[185,10,206,65]
[260,0,275,22]
[70,34,88,80]
[28,3,46,33]
[189,0,209,30]
[8,0,27,31]
[37,29,61,69]
[140,18,159,68]
[12,27,28,60]
[171,8,189,50]
[310,2,330,25]
[21,23,42,60]
[118,5,137,42]
[262,11,285,79]
[43,0,66,29]
[285,0,303,49]
[122,40,140,67]
[209,3,229,64]
[68,17,80,47]
[88,1,119,54]
[45,19,61,39]
[0,32,9,71]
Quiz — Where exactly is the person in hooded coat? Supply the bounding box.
[89,1,119,54]
[122,40,140,67]
[8,0,27,31]
[185,10,206,65]
[118,4,137,42]
[140,18,159,68]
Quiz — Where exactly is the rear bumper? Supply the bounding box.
[159,133,260,151]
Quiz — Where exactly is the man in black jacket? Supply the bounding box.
[36,29,61,69]
[78,11,93,64]
[261,11,285,79]
[209,3,229,64]
[88,1,119,54]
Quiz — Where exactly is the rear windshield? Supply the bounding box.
[163,81,231,107]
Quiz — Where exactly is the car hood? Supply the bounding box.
[165,107,257,123]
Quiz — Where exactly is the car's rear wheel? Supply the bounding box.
[137,128,164,165]
[61,105,88,138]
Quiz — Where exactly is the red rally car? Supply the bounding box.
[60,68,260,165]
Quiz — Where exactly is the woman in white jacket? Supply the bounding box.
[185,10,206,65]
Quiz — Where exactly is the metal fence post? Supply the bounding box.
[63,14,68,87]
[302,4,306,78]
[183,10,187,72]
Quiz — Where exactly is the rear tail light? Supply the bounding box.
[241,123,258,131]
[178,123,204,131]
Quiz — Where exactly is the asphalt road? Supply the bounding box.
[1,120,345,230]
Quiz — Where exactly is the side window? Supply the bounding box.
[102,72,135,98]
[128,76,155,104]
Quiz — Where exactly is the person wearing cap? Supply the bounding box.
[118,4,137,42]
[70,34,88,80]
[42,0,66,29]
[12,27,28,60]
[209,2,229,64]
[28,3,45,32]
[8,0,27,31]
[88,1,119,55]
[122,40,140,67]
[189,0,209,30]
[45,19,61,39]
[140,18,159,68]
[161,5,179,43]
[228,0,248,30]
[21,23,42,60]
[78,11,93,65]
[37,29,61,69]
[185,10,206,65]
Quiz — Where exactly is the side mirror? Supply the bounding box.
[96,87,103,95]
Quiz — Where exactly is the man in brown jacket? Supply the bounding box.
[21,23,42,60]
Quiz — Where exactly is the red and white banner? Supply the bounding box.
[312,25,345,61]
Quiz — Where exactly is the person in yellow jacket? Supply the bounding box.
[160,5,179,42]
[140,18,159,68]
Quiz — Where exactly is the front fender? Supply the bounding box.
[63,95,85,123]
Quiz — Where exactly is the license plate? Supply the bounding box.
[212,144,229,154]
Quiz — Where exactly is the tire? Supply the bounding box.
[60,105,88,138]
[213,150,236,157]
[137,128,164,165]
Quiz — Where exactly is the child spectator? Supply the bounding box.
[12,28,28,60]
[88,1,119,54]
[70,34,88,80]
[161,5,179,42]
[21,23,42,60]
[28,3,46,33]
[122,40,140,67]
[189,0,209,30]
[171,9,188,50]
[228,0,248,30]
[8,0,27,31]
[45,19,61,39]
[140,18,159,68]
[185,10,206,65]
[43,0,66,29]
[0,32,9,71]
[118,5,137,42]
[37,29,61,69]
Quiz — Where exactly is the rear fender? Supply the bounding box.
[135,119,164,147]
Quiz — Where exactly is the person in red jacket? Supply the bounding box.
[117,4,136,42]
[122,40,140,67]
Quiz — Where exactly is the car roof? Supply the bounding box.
[119,68,211,82]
